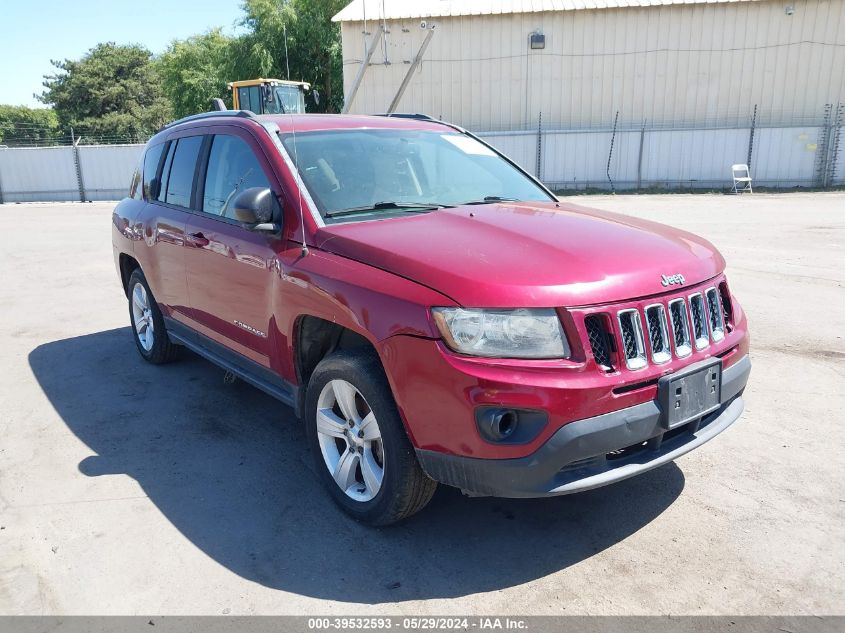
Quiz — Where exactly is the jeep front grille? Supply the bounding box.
[706,287,725,342]
[617,309,647,370]
[668,298,692,358]
[644,304,671,364]
[688,293,709,349]
[585,315,614,371]
[596,284,729,373]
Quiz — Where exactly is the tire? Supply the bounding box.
[305,350,437,525]
[127,268,179,364]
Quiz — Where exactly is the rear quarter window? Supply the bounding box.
[142,143,165,200]
[129,164,142,200]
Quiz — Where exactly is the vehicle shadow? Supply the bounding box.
[29,327,685,604]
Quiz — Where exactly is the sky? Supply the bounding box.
[0,0,248,107]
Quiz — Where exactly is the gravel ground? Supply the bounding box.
[0,192,843,615]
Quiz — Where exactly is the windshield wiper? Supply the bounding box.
[325,201,450,218]
[461,196,518,206]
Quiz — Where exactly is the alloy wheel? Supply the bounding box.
[315,379,385,502]
[131,282,155,352]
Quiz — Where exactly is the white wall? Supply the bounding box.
[476,123,836,190]
[0,128,840,204]
[77,145,143,201]
[0,144,142,203]
[0,147,79,203]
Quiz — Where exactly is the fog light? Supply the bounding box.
[488,409,518,440]
[475,407,548,444]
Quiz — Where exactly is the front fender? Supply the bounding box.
[279,246,453,342]
[270,244,453,385]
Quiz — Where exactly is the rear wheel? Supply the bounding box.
[127,268,179,364]
[305,351,437,525]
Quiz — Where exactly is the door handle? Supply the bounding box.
[186,231,209,247]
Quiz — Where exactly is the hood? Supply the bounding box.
[315,201,725,308]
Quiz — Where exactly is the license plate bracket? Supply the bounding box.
[658,358,722,430]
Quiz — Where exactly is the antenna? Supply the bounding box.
[288,109,309,257]
[283,22,290,80]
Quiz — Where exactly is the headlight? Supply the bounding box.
[431,307,570,359]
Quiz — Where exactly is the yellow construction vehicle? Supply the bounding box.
[212,79,317,114]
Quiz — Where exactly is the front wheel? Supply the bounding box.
[127,268,179,364]
[305,351,437,525]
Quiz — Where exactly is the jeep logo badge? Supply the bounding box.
[661,273,685,287]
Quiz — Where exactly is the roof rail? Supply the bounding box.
[375,112,468,135]
[158,109,256,132]
[375,113,437,121]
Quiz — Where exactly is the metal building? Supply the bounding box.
[334,0,845,189]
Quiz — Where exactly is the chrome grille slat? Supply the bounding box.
[668,298,692,358]
[644,304,671,364]
[705,286,725,342]
[688,292,709,349]
[617,309,647,370]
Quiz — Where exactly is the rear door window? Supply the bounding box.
[202,134,271,218]
[164,136,203,208]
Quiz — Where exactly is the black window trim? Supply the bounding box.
[158,141,177,205]
[193,134,213,211]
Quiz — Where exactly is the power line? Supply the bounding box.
[343,38,845,66]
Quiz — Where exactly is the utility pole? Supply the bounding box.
[283,22,290,80]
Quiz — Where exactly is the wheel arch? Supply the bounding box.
[119,253,141,297]
[293,315,377,398]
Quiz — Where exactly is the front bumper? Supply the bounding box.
[415,354,751,497]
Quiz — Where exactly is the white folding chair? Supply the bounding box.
[731,164,753,194]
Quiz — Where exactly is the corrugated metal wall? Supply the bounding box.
[0,144,141,203]
[341,0,845,129]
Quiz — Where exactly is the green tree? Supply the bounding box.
[38,43,172,142]
[240,0,346,112]
[158,29,237,118]
[0,105,59,146]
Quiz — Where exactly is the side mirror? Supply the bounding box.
[312,88,321,106]
[232,187,280,230]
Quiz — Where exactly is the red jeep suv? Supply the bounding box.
[112,111,751,525]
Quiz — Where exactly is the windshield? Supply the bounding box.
[280,129,552,222]
[264,85,306,114]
